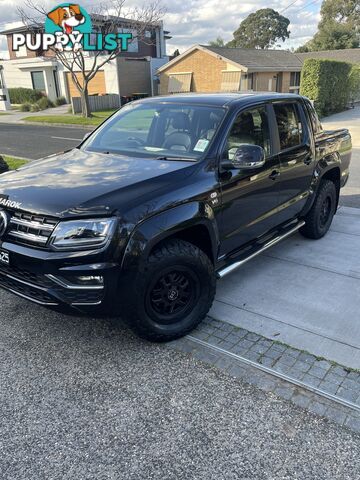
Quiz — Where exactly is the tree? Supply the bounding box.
[18,0,164,117]
[296,0,359,52]
[227,9,290,49]
[208,37,226,47]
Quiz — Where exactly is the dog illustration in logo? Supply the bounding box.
[47,5,85,52]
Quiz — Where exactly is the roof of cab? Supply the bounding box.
[132,92,303,108]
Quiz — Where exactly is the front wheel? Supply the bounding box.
[300,179,337,239]
[124,239,216,342]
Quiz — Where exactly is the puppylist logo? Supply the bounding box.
[13,3,132,53]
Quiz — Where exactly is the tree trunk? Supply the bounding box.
[80,85,92,118]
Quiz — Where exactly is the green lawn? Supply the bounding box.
[0,112,10,116]
[2,156,28,170]
[23,109,117,126]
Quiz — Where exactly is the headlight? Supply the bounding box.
[50,218,116,250]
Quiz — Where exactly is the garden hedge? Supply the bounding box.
[349,65,360,103]
[8,87,44,104]
[300,58,352,117]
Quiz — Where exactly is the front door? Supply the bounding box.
[218,104,282,257]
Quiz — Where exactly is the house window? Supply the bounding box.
[31,71,46,92]
[15,44,27,58]
[118,28,138,53]
[248,73,255,90]
[220,71,241,92]
[168,72,193,93]
[289,71,301,94]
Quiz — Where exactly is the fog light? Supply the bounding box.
[75,275,104,286]
[46,274,104,290]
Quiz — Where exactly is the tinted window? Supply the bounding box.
[273,103,303,150]
[305,100,322,134]
[224,106,271,160]
[31,71,45,91]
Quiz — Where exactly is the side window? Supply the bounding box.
[224,106,271,160]
[273,103,303,150]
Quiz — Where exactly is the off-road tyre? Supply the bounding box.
[125,239,216,342]
[300,179,337,239]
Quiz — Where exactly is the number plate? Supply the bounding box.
[0,249,10,265]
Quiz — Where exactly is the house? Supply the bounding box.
[157,45,303,95]
[296,48,360,65]
[0,16,171,102]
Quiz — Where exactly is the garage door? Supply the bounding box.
[66,71,106,98]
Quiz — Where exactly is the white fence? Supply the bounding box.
[71,94,120,113]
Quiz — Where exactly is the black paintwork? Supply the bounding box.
[0,93,352,312]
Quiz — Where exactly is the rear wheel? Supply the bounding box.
[300,179,337,239]
[125,239,216,342]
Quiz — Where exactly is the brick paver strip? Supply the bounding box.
[167,316,360,434]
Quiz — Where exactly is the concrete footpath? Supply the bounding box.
[210,206,360,369]
[322,107,360,208]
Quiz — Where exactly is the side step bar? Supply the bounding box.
[217,220,305,279]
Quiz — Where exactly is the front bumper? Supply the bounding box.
[0,240,121,313]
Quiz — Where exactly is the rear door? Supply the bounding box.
[271,100,315,221]
[218,103,282,256]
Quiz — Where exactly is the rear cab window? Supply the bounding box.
[273,102,304,151]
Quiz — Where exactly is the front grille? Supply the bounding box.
[0,262,53,289]
[0,263,104,307]
[0,270,57,305]
[6,211,58,248]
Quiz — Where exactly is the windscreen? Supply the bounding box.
[83,102,225,160]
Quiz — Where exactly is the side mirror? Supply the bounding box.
[222,144,265,170]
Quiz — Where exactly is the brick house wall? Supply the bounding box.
[6,34,56,60]
[159,49,231,95]
[159,48,298,95]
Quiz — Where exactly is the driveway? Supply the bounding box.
[322,106,360,208]
[210,106,360,369]
[210,206,360,369]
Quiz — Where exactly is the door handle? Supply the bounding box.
[269,170,280,180]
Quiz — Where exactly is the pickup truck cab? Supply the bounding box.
[0,93,352,341]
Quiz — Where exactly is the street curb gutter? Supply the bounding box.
[0,121,95,130]
[188,335,360,414]
[167,317,360,434]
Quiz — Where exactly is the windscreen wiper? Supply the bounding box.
[155,156,196,162]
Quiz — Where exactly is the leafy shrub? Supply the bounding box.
[30,103,42,112]
[300,59,352,117]
[55,96,67,106]
[20,102,32,112]
[349,65,360,103]
[9,87,43,104]
[36,97,55,110]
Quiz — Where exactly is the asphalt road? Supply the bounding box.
[0,123,90,160]
[0,292,359,479]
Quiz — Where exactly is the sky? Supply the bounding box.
[0,0,322,58]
